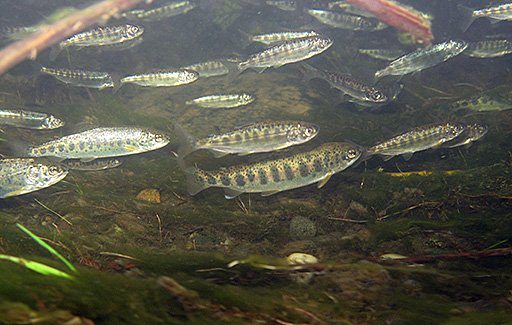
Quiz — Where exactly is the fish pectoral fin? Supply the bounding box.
[224,188,244,199]
[317,173,333,189]
[211,150,229,158]
[80,157,97,163]
[260,190,280,197]
[124,144,139,152]
[401,152,414,161]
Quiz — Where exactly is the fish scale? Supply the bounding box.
[28,127,170,160]
[0,158,68,198]
[121,69,199,87]
[41,67,114,89]
[368,122,466,159]
[186,142,363,198]
[123,1,196,21]
[238,35,333,71]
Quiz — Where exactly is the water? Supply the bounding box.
[1,0,512,323]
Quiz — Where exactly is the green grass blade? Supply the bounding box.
[16,223,77,273]
[0,254,73,279]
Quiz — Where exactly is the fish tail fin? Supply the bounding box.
[48,45,63,61]
[297,62,320,83]
[174,123,197,158]
[457,5,476,32]
[185,166,209,196]
[221,58,244,82]
[235,29,253,48]
[6,137,32,157]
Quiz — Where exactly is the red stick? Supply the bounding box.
[347,0,433,46]
[0,0,145,76]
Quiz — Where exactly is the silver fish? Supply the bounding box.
[181,60,229,78]
[375,41,468,79]
[122,1,196,21]
[445,124,488,148]
[185,93,255,108]
[300,64,388,104]
[120,69,199,87]
[368,122,466,160]
[41,67,114,89]
[28,127,170,160]
[61,158,122,171]
[463,40,512,58]
[305,9,387,31]
[238,36,333,72]
[185,142,363,199]
[266,0,297,11]
[459,3,512,31]
[0,109,64,130]
[250,31,320,45]
[0,158,68,198]
[176,120,319,158]
[59,24,144,49]
[358,48,406,61]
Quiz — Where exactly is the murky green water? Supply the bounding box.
[1,0,512,324]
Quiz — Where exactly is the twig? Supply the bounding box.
[328,217,368,224]
[99,251,139,260]
[155,213,162,240]
[385,247,512,264]
[0,0,145,76]
[376,201,441,221]
[34,198,72,225]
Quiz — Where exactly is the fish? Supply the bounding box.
[459,3,512,31]
[176,120,319,158]
[451,95,512,112]
[0,25,39,40]
[346,0,433,45]
[0,109,64,130]
[27,127,170,160]
[61,158,123,171]
[249,31,320,46]
[300,63,388,104]
[185,142,363,199]
[305,9,387,31]
[358,48,406,61]
[328,1,377,18]
[266,0,297,11]
[0,158,68,198]
[444,123,488,148]
[375,40,468,79]
[121,1,196,21]
[40,67,114,89]
[238,36,333,72]
[120,69,199,87]
[180,60,229,78]
[463,40,512,58]
[185,93,255,108]
[367,122,466,160]
[59,24,144,49]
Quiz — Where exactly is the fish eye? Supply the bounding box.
[369,90,386,101]
[49,166,60,175]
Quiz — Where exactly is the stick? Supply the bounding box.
[0,0,145,76]
[388,247,512,264]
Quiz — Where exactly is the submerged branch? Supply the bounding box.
[0,0,145,76]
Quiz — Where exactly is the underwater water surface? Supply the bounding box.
[0,0,512,324]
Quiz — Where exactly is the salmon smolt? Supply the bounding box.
[186,142,363,199]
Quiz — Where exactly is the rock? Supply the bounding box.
[135,188,161,203]
[289,216,317,240]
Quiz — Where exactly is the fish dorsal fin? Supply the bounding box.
[224,188,243,199]
[233,122,256,130]
[317,173,333,189]
[211,150,229,158]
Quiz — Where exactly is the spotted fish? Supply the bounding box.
[305,9,387,31]
[181,60,229,78]
[451,95,512,112]
[238,36,333,72]
[176,120,319,158]
[61,158,123,171]
[368,122,466,160]
[459,3,512,31]
[28,127,170,160]
[59,24,144,49]
[463,40,512,58]
[0,109,64,130]
[0,158,68,198]
[120,69,199,87]
[444,123,488,148]
[300,63,388,105]
[122,1,196,21]
[358,48,406,61]
[375,41,468,79]
[186,93,255,108]
[41,67,114,89]
[250,31,320,46]
[185,142,363,199]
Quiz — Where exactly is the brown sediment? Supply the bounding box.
[0,0,145,76]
